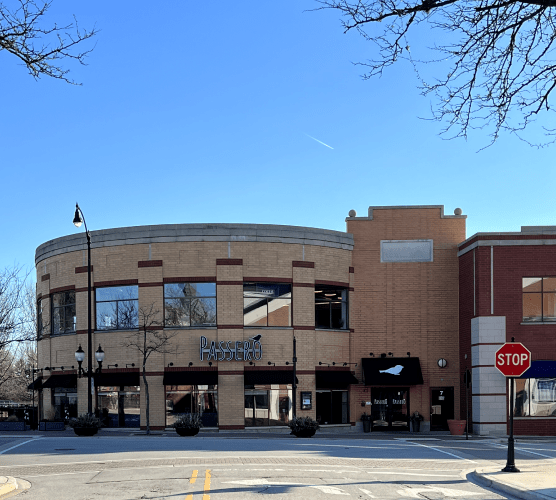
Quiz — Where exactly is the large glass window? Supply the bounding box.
[96,286,139,330]
[164,283,216,327]
[514,378,556,417]
[315,286,348,329]
[316,390,349,425]
[523,277,556,322]
[243,283,291,327]
[37,299,43,339]
[244,384,292,427]
[51,291,76,335]
[165,385,218,427]
[98,386,140,427]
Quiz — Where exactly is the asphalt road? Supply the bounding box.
[1,435,555,500]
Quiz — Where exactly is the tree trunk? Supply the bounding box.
[143,362,149,435]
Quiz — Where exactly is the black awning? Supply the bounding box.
[95,371,141,387]
[42,374,77,389]
[316,370,359,389]
[27,376,43,390]
[519,360,556,378]
[163,370,218,386]
[244,370,298,385]
[362,357,424,386]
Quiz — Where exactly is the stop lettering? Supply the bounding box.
[495,342,531,377]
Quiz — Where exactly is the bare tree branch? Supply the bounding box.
[315,0,556,146]
[123,304,177,434]
[0,0,98,84]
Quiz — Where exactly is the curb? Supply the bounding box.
[471,470,554,500]
[0,477,16,499]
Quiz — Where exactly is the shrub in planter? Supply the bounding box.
[288,416,320,438]
[172,413,203,436]
[67,413,102,436]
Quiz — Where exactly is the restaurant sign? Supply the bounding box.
[200,335,263,361]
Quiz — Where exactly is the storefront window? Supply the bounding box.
[514,378,556,417]
[165,385,218,427]
[315,390,348,425]
[244,384,292,426]
[97,386,140,427]
[243,283,291,327]
[96,286,139,330]
[164,283,216,327]
[315,286,348,329]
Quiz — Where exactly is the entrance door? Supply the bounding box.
[370,388,409,431]
[430,387,454,431]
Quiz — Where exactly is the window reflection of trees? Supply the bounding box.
[164,283,216,327]
[96,286,138,330]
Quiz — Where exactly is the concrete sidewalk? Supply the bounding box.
[473,462,556,500]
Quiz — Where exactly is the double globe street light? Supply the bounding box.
[72,203,96,414]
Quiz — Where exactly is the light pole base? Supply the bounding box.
[501,465,520,473]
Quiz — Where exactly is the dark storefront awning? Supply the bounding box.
[163,370,218,386]
[244,370,298,385]
[316,370,359,389]
[95,371,141,387]
[362,357,424,386]
[42,374,77,389]
[27,376,43,390]
[519,360,556,378]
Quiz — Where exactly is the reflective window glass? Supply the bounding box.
[522,278,542,292]
[523,293,542,321]
[164,283,216,327]
[243,283,291,327]
[96,286,138,330]
[523,277,556,322]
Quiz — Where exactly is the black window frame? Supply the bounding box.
[95,285,139,331]
[243,282,292,327]
[51,290,76,336]
[315,285,349,330]
[163,282,217,328]
[522,277,556,322]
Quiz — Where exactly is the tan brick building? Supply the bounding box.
[34,206,466,432]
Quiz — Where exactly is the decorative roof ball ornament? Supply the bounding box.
[454,208,463,215]
[348,209,357,217]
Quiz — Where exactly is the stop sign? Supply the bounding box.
[495,342,531,377]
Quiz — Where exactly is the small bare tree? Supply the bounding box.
[124,304,177,434]
[1,0,98,84]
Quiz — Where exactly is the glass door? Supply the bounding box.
[370,388,409,431]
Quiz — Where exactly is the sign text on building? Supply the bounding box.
[200,335,263,361]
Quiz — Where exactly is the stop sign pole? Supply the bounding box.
[495,338,531,473]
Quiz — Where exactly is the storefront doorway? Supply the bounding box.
[370,388,409,431]
[430,387,454,431]
[97,386,140,427]
[316,390,349,425]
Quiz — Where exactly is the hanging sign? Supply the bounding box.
[200,335,263,362]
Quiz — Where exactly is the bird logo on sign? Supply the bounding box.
[379,365,404,375]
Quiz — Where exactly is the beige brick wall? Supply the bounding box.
[348,207,466,422]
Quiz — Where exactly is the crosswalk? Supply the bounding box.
[181,468,498,499]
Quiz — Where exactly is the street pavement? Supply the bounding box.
[0,431,554,499]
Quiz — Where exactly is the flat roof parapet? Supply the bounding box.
[36,223,354,265]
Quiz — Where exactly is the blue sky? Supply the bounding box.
[1,1,554,276]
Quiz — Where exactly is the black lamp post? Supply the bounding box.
[73,203,93,414]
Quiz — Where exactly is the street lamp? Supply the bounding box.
[73,203,94,414]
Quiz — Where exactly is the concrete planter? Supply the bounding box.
[0,421,25,431]
[447,419,466,436]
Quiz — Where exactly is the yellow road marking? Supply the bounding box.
[203,469,211,500]
[190,469,198,483]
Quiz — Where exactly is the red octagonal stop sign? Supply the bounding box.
[495,342,531,377]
